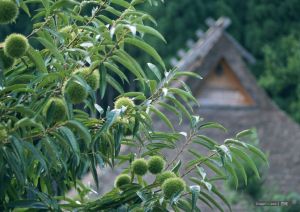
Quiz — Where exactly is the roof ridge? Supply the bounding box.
[176,17,228,70]
[176,17,255,70]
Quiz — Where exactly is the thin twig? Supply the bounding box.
[165,130,196,170]
[181,151,218,177]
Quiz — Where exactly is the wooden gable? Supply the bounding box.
[195,59,255,107]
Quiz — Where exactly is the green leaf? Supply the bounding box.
[194,135,218,150]
[99,64,107,99]
[8,200,48,209]
[104,62,129,83]
[200,191,224,212]
[224,162,238,189]
[20,2,31,16]
[106,75,124,94]
[149,105,174,131]
[112,54,144,85]
[100,110,119,132]
[203,159,225,178]
[22,141,48,173]
[65,120,91,145]
[158,102,180,117]
[111,0,130,8]
[166,96,191,122]
[171,160,181,173]
[177,199,192,212]
[147,63,161,80]
[124,37,166,70]
[246,143,269,166]
[58,126,80,163]
[89,154,99,189]
[199,122,227,132]
[36,37,64,62]
[232,157,247,186]
[2,149,25,184]
[211,186,232,212]
[174,71,202,79]
[0,84,33,95]
[168,88,198,104]
[26,46,47,73]
[230,146,260,178]
[224,139,247,148]
[136,24,166,43]
[51,0,79,11]
[236,129,254,139]
[14,117,45,131]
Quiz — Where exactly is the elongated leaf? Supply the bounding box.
[200,191,224,212]
[246,143,269,166]
[100,110,119,132]
[58,126,80,163]
[236,129,254,139]
[195,135,218,150]
[100,64,107,99]
[171,160,181,173]
[166,96,191,122]
[106,75,124,94]
[124,37,165,70]
[168,88,198,104]
[26,47,47,73]
[8,200,48,209]
[147,63,161,80]
[199,122,227,132]
[150,105,174,131]
[111,0,130,8]
[230,146,260,178]
[232,157,247,186]
[203,159,225,177]
[174,71,202,79]
[112,55,143,84]
[36,37,64,62]
[224,139,247,148]
[104,62,129,83]
[89,154,99,189]
[22,141,48,173]
[136,24,166,43]
[65,120,91,145]
[211,186,232,212]
[224,162,238,189]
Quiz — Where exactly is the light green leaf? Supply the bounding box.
[58,126,80,162]
[201,191,224,212]
[230,146,260,178]
[247,143,269,166]
[150,105,174,131]
[111,0,130,8]
[224,162,238,189]
[36,37,64,62]
[232,157,247,186]
[199,122,227,132]
[136,24,166,43]
[124,37,166,70]
[27,46,47,73]
[65,120,91,145]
